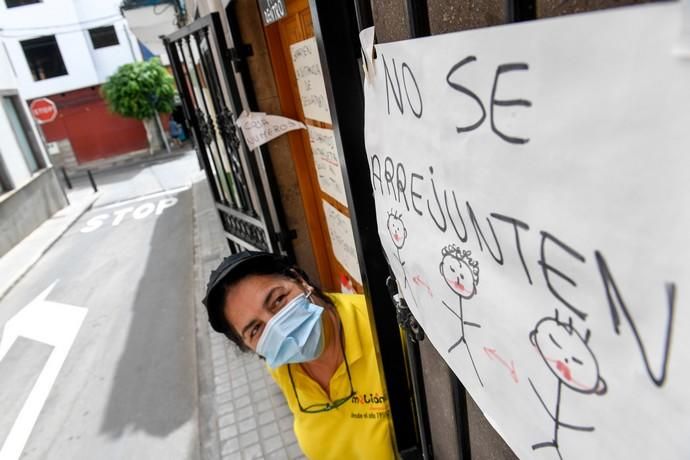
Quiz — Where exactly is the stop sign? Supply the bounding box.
[30,98,58,124]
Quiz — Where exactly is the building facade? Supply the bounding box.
[0,41,66,257]
[0,0,149,165]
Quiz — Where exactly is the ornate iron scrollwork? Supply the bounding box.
[223,213,268,251]
[195,108,215,146]
[216,108,255,216]
[217,108,240,151]
[386,275,425,342]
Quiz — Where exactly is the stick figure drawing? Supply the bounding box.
[387,210,414,287]
[386,210,422,309]
[440,244,483,387]
[387,210,408,268]
[528,311,607,460]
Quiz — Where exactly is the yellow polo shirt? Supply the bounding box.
[268,293,396,460]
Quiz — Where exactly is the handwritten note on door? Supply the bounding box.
[322,201,361,284]
[290,37,332,124]
[307,126,347,206]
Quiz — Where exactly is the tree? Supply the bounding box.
[101,58,175,153]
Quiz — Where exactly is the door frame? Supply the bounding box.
[305,0,425,456]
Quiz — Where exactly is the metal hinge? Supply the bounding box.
[386,274,425,342]
[228,44,254,63]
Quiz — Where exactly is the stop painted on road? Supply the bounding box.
[80,196,178,233]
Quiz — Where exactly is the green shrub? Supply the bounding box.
[101,58,175,120]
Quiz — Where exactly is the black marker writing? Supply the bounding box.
[539,231,587,320]
[447,56,486,133]
[382,54,424,119]
[491,213,532,284]
[595,251,676,387]
[491,63,532,144]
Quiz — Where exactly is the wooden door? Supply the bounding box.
[264,0,361,293]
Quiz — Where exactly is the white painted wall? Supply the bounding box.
[123,5,178,66]
[0,42,18,91]
[0,44,48,189]
[89,20,142,81]
[0,0,141,100]
[0,96,32,187]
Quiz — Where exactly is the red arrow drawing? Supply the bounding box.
[483,347,519,383]
[412,275,433,297]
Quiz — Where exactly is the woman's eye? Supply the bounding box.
[250,324,261,338]
[449,266,456,273]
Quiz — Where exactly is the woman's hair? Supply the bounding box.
[210,256,333,352]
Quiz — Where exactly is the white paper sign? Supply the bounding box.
[364,3,688,460]
[322,201,362,284]
[307,125,348,206]
[290,37,332,124]
[236,111,305,150]
[359,26,376,80]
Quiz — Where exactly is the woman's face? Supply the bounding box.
[224,274,305,351]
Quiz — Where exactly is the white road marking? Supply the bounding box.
[95,186,189,211]
[111,207,135,226]
[0,281,87,460]
[80,196,179,233]
[155,197,177,215]
[132,202,155,219]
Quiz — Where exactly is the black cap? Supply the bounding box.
[202,251,283,333]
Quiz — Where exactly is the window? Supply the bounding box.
[1,96,44,174]
[20,35,67,81]
[88,26,119,49]
[5,0,41,8]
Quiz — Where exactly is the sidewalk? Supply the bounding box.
[191,172,305,460]
[0,190,99,300]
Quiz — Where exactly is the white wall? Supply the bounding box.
[0,97,32,187]
[0,87,50,189]
[123,5,178,66]
[0,42,18,91]
[73,0,121,19]
[0,0,140,100]
[89,20,142,81]
[0,44,46,188]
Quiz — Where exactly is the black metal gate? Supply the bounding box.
[164,13,291,256]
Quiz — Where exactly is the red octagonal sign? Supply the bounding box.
[30,98,58,124]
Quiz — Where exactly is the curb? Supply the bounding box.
[191,173,226,460]
[0,193,100,301]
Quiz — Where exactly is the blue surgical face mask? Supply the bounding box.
[256,292,325,368]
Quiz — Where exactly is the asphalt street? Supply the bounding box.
[0,152,202,459]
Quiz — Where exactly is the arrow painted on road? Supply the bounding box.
[483,347,519,383]
[0,281,87,460]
